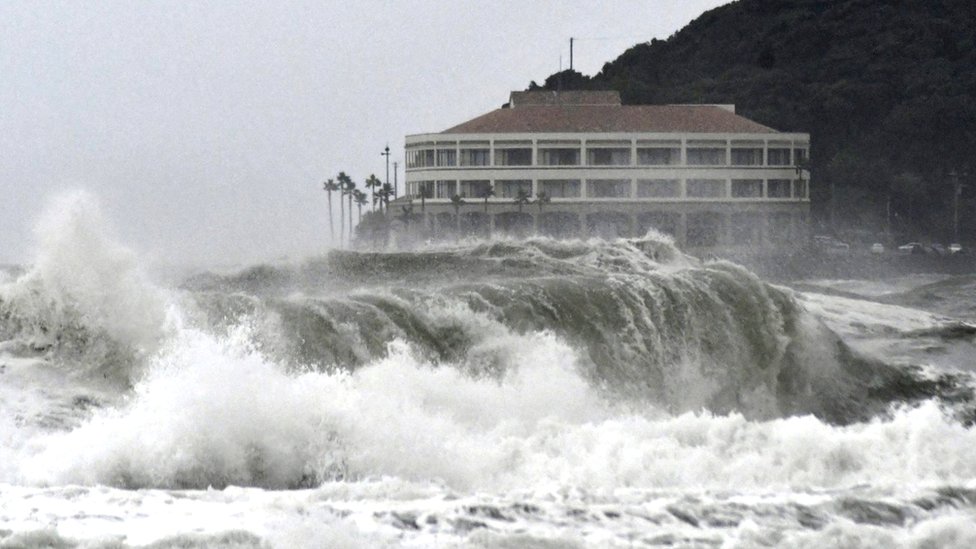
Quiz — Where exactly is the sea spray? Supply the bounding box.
[20,323,611,490]
[0,191,171,382]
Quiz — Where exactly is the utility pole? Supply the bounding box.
[382,145,391,201]
[393,161,398,198]
[569,37,574,71]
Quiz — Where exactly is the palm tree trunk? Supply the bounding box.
[327,191,334,242]
[340,194,345,248]
[454,207,460,243]
[348,195,354,243]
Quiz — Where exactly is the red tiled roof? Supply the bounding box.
[441,105,779,134]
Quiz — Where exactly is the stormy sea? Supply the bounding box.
[2,193,976,548]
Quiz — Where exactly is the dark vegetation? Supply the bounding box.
[529,0,976,245]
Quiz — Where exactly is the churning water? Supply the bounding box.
[2,192,975,548]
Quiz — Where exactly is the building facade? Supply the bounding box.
[400,91,810,250]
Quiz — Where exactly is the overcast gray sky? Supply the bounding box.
[1,0,729,266]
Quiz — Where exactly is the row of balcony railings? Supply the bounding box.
[405,144,808,169]
[404,178,809,201]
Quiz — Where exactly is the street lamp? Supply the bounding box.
[381,145,391,201]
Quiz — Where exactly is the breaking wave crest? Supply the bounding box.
[0,191,171,383]
[187,244,965,424]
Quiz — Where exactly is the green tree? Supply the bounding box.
[335,172,351,247]
[345,178,357,240]
[450,193,466,241]
[418,184,433,235]
[535,190,550,234]
[364,174,383,213]
[513,189,532,213]
[322,178,340,243]
[397,202,417,234]
[354,189,368,225]
[481,185,495,213]
[380,183,395,212]
[336,172,354,248]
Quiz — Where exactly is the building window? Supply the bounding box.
[459,180,491,198]
[540,179,581,198]
[636,179,680,198]
[496,148,532,166]
[686,179,726,198]
[406,149,436,168]
[794,148,808,165]
[437,149,457,167]
[637,147,680,165]
[794,179,808,199]
[767,148,791,166]
[587,148,631,166]
[731,148,763,166]
[687,147,727,166]
[435,180,456,199]
[460,149,490,166]
[731,179,762,198]
[539,148,580,166]
[414,181,434,198]
[497,179,532,198]
[587,179,631,198]
[767,179,791,198]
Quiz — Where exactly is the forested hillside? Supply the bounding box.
[531,0,976,242]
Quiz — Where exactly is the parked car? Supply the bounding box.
[870,243,885,254]
[897,242,924,254]
[813,235,850,254]
[949,243,964,254]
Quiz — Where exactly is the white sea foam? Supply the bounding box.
[15,311,976,495]
[799,291,949,338]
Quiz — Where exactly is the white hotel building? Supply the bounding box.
[401,90,809,250]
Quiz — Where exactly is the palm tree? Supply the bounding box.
[336,172,354,248]
[450,193,466,241]
[535,190,550,234]
[365,174,383,213]
[354,189,368,224]
[336,172,350,247]
[481,185,495,213]
[397,202,416,234]
[513,188,532,213]
[381,182,395,212]
[345,178,356,241]
[323,178,340,243]
[418,184,432,235]
[480,185,495,239]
